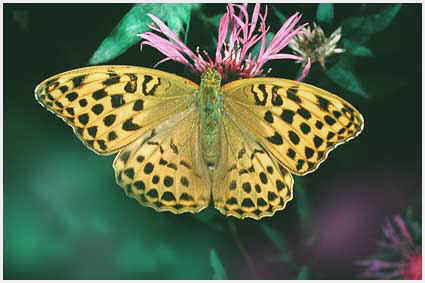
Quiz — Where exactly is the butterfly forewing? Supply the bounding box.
[113,107,211,214]
[222,78,364,175]
[35,65,199,154]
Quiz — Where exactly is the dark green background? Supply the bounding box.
[4,4,421,279]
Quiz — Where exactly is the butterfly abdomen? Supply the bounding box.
[199,69,224,169]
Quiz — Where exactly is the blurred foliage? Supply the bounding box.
[316,4,334,26]
[296,266,311,280]
[261,223,293,264]
[341,4,402,44]
[327,56,369,98]
[210,249,228,280]
[4,3,419,280]
[328,4,401,98]
[293,177,312,228]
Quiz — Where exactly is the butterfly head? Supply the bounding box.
[201,68,222,87]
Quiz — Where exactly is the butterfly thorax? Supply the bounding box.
[199,68,224,170]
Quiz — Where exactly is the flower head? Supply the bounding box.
[357,214,422,280]
[138,4,310,82]
[288,23,344,69]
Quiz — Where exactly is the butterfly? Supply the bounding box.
[35,65,364,220]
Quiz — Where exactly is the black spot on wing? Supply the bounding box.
[134,181,145,191]
[181,176,189,187]
[65,107,74,115]
[124,168,134,179]
[286,86,301,103]
[91,104,104,115]
[133,99,144,111]
[103,75,120,86]
[163,176,174,187]
[103,114,116,126]
[287,148,296,159]
[142,75,160,96]
[71,75,86,88]
[229,180,236,190]
[296,159,305,171]
[327,132,336,140]
[161,191,176,201]
[313,135,323,148]
[267,132,283,145]
[315,120,323,130]
[317,95,330,112]
[97,140,107,151]
[264,111,274,123]
[180,192,193,201]
[241,198,255,208]
[251,84,268,106]
[65,92,78,101]
[242,183,251,193]
[59,85,69,93]
[120,151,131,163]
[144,162,154,174]
[324,115,336,125]
[92,89,107,100]
[333,110,342,118]
[79,99,88,107]
[122,118,141,131]
[297,107,311,120]
[300,123,311,135]
[124,73,138,93]
[281,109,295,124]
[288,131,300,145]
[78,113,89,125]
[305,147,314,159]
[111,94,125,108]
[271,86,283,106]
[87,126,97,138]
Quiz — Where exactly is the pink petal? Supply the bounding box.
[296,57,311,81]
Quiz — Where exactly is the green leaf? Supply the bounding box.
[271,5,287,23]
[326,58,369,98]
[293,177,312,226]
[88,4,200,65]
[343,39,374,57]
[199,13,222,29]
[210,249,228,280]
[350,46,373,57]
[260,223,296,265]
[250,32,274,58]
[341,4,402,44]
[260,223,289,254]
[296,266,311,279]
[316,4,334,25]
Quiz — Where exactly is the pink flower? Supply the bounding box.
[357,215,422,280]
[138,4,310,82]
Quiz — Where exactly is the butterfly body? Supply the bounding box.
[35,65,364,220]
[198,68,224,171]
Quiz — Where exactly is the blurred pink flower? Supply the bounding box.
[357,215,422,280]
[138,4,310,82]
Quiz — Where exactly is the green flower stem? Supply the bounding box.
[227,219,258,278]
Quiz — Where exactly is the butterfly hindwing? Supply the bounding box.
[113,107,211,214]
[35,65,199,155]
[213,113,294,219]
[222,78,364,175]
